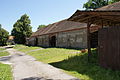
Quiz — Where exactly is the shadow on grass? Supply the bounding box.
[49,50,120,80]
[21,77,46,80]
[0,56,11,61]
[27,45,84,50]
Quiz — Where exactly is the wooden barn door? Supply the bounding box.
[35,37,38,46]
[98,26,120,70]
[50,36,56,47]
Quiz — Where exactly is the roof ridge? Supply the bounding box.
[96,1,120,11]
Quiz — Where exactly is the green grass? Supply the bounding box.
[50,51,120,80]
[0,63,12,80]
[27,48,79,63]
[0,48,5,51]
[0,48,10,57]
[0,48,12,80]
[0,51,10,57]
[14,44,28,49]
[15,45,120,80]
[14,44,40,53]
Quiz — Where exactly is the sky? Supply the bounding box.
[0,0,88,33]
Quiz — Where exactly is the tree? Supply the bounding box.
[0,24,9,46]
[84,0,120,10]
[109,0,120,3]
[11,14,32,44]
[37,25,46,30]
[112,0,120,2]
[83,0,109,10]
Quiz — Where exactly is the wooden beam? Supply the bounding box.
[77,15,95,22]
[87,19,92,62]
[73,14,120,25]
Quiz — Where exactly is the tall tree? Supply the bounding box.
[84,0,120,10]
[112,0,120,2]
[0,24,9,46]
[11,14,32,44]
[83,0,109,10]
[37,25,46,30]
[110,0,120,3]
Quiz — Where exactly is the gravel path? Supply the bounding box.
[1,48,79,80]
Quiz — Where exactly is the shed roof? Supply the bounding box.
[96,1,120,11]
[68,10,120,25]
[68,2,120,25]
[8,36,14,40]
[30,20,88,37]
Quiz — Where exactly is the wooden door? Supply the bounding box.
[98,26,120,70]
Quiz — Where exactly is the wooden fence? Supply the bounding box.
[98,26,120,70]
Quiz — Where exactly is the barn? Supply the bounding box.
[28,20,98,49]
[68,2,120,70]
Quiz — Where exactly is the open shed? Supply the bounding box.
[68,2,120,70]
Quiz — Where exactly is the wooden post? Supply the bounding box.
[101,19,103,29]
[107,21,110,27]
[87,19,91,62]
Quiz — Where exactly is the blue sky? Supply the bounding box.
[0,0,87,33]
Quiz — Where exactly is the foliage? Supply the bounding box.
[11,14,32,44]
[0,24,9,46]
[15,46,120,80]
[84,0,120,10]
[83,0,109,10]
[110,0,120,3]
[0,63,12,80]
[37,25,46,30]
[112,0,120,2]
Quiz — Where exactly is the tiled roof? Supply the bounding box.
[30,20,87,37]
[96,1,120,11]
[8,36,14,40]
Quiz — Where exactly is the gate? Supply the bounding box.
[98,26,120,70]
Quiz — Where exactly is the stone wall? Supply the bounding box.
[29,28,87,49]
[28,37,36,46]
[37,35,49,47]
[56,29,87,48]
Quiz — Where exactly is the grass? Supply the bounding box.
[0,48,5,51]
[0,48,10,57]
[13,44,28,49]
[14,44,40,53]
[0,51,10,57]
[50,50,120,80]
[0,48,12,80]
[0,63,12,80]
[27,48,79,63]
[14,45,120,80]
